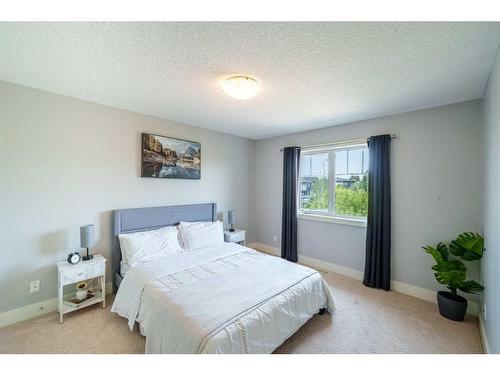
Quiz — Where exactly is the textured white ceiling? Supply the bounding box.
[1,22,499,139]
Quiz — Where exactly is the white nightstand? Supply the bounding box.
[224,229,246,245]
[57,254,106,323]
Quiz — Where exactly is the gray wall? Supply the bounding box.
[254,101,482,292]
[482,46,500,353]
[0,79,488,323]
[0,81,256,313]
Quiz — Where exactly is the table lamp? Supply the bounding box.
[80,224,95,261]
[228,209,235,232]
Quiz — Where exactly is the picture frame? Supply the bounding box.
[141,133,201,179]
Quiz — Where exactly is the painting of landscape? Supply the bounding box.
[141,133,201,179]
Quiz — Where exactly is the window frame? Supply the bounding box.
[298,140,368,226]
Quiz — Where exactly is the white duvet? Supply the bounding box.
[112,243,334,353]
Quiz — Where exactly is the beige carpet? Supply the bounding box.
[0,273,483,354]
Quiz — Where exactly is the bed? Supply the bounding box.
[111,203,334,354]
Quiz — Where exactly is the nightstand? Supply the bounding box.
[57,254,106,323]
[224,229,246,245]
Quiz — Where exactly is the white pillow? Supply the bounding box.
[119,226,183,267]
[179,221,224,251]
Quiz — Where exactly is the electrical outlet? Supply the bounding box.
[272,234,278,242]
[30,280,40,293]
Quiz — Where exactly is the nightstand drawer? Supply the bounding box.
[62,263,104,284]
[231,232,245,242]
[224,230,245,243]
[86,263,105,278]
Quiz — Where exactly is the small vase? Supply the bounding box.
[76,289,88,301]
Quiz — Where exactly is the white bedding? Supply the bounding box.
[118,226,183,267]
[179,220,224,250]
[112,243,334,354]
[120,261,130,277]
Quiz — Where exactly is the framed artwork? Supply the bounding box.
[141,133,201,179]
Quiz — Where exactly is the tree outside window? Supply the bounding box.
[300,145,368,218]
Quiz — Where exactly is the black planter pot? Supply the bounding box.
[437,291,467,321]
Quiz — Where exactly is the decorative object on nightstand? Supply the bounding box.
[80,224,94,261]
[57,254,106,323]
[75,281,88,300]
[228,209,235,232]
[67,251,81,265]
[224,228,245,245]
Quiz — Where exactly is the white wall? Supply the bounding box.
[254,101,482,292]
[0,81,256,313]
[482,46,500,353]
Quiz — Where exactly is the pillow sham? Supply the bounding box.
[118,226,183,267]
[179,220,224,251]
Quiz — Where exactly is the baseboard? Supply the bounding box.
[479,314,491,354]
[248,242,479,315]
[0,282,113,328]
[248,242,281,257]
[0,297,59,329]
[298,253,364,280]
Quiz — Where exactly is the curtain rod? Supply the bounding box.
[279,134,397,152]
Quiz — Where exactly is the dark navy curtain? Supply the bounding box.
[363,134,391,290]
[281,147,301,262]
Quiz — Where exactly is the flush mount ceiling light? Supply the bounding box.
[222,76,260,100]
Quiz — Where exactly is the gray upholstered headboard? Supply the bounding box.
[112,203,217,293]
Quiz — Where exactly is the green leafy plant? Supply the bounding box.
[303,176,368,216]
[335,184,368,216]
[423,232,485,298]
[303,178,329,210]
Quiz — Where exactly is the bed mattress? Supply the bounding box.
[112,243,334,354]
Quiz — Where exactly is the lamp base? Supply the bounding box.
[82,247,93,261]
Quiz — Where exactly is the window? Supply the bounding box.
[299,142,369,222]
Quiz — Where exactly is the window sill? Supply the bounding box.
[297,213,367,227]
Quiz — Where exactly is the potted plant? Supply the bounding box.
[423,232,484,321]
[76,281,88,301]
